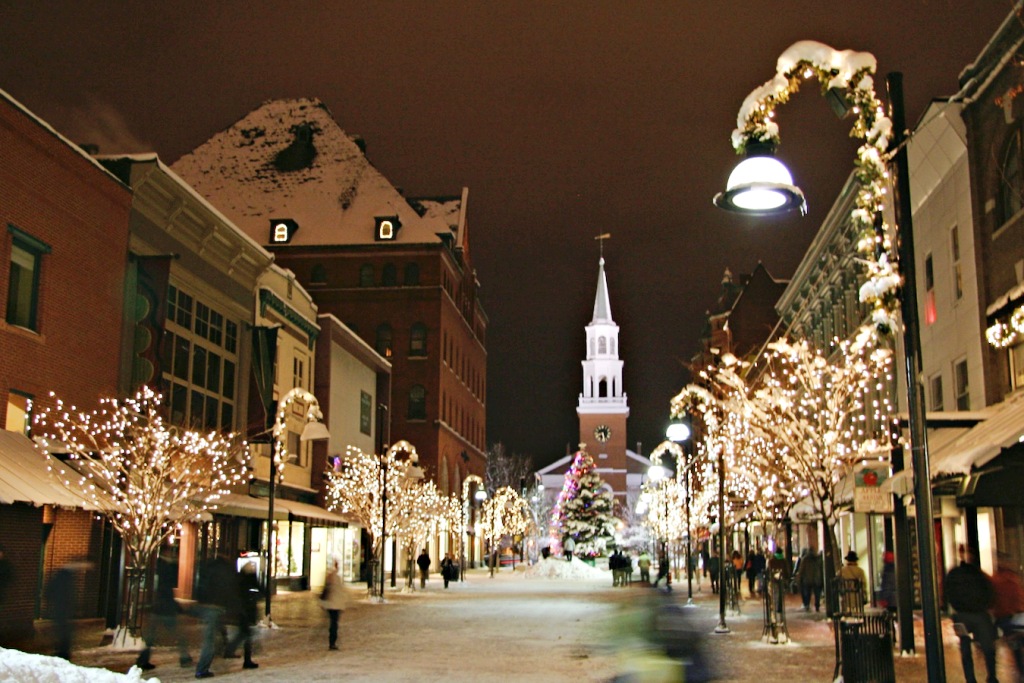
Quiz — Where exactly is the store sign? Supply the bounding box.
[853,466,893,513]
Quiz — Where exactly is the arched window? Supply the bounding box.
[408,384,426,420]
[1000,128,1024,226]
[375,324,393,358]
[359,264,374,287]
[382,263,398,286]
[598,336,607,354]
[410,323,427,356]
[598,378,608,398]
[310,264,327,285]
[404,263,420,286]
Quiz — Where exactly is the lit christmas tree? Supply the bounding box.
[551,446,617,558]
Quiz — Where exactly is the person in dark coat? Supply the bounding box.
[440,553,456,589]
[707,550,720,594]
[223,560,261,670]
[878,551,897,613]
[44,560,91,661]
[945,545,997,683]
[194,553,241,678]
[416,549,431,589]
[136,555,192,670]
[796,547,824,612]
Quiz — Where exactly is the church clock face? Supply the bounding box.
[594,424,612,443]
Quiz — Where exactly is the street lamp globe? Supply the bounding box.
[666,422,691,443]
[714,146,806,215]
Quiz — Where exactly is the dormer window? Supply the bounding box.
[375,215,401,241]
[270,218,298,244]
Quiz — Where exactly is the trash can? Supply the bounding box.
[838,609,895,683]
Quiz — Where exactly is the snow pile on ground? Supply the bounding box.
[0,648,153,683]
[524,556,607,580]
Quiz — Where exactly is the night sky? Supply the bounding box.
[2,2,1014,467]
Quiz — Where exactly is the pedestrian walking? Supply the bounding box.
[440,553,456,588]
[837,550,868,614]
[731,550,743,596]
[416,549,431,588]
[944,545,998,683]
[44,560,91,661]
[638,551,652,584]
[653,552,671,591]
[610,550,625,587]
[564,536,576,562]
[796,546,824,612]
[223,560,261,670]
[194,552,239,679]
[320,559,351,651]
[708,550,720,594]
[878,551,897,613]
[136,554,192,670]
[992,551,1024,679]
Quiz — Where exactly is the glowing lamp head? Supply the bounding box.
[714,145,807,215]
[666,422,691,443]
[648,463,668,482]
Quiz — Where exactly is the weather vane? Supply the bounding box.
[594,232,611,259]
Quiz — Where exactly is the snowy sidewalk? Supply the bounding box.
[7,562,1023,681]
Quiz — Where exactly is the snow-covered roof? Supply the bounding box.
[171,97,461,248]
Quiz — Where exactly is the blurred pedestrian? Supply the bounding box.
[700,543,711,579]
[564,536,576,562]
[653,552,672,591]
[136,554,192,670]
[991,551,1024,678]
[440,553,456,588]
[878,551,897,613]
[797,546,824,612]
[610,549,625,587]
[416,549,431,588]
[745,551,758,597]
[708,550,720,594]
[731,550,743,596]
[638,551,652,583]
[319,559,351,651]
[223,560,261,670]
[44,559,91,661]
[945,544,997,683]
[194,552,239,679]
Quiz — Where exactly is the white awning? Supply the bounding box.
[0,430,89,508]
[209,493,288,520]
[929,391,1024,476]
[279,499,350,525]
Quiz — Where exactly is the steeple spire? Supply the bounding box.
[592,257,613,323]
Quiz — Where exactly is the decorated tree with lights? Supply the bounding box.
[551,447,617,558]
[480,486,533,575]
[33,386,247,640]
[673,326,895,581]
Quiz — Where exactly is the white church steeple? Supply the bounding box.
[578,256,628,411]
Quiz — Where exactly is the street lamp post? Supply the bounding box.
[714,44,943,679]
[714,445,729,634]
[265,387,330,623]
[378,440,424,600]
[666,422,694,606]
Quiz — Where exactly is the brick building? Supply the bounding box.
[0,88,132,640]
[171,98,488,515]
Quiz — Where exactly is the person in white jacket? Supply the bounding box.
[319,560,351,650]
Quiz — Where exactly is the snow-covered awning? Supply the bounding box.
[278,499,350,525]
[0,430,89,508]
[928,391,1024,476]
[210,492,289,521]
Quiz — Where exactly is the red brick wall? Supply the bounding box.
[42,508,104,619]
[0,93,132,422]
[0,502,43,642]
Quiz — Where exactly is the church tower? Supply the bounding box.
[577,256,629,498]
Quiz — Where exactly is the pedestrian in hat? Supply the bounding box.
[837,550,867,615]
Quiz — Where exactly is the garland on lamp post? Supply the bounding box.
[731,40,898,335]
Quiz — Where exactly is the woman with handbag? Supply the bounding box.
[319,560,351,650]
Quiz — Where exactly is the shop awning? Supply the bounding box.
[0,430,89,508]
[279,499,350,525]
[929,391,1024,476]
[209,493,289,520]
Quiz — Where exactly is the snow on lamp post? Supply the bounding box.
[713,41,942,678]
[265,387,329,623]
